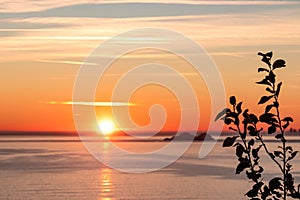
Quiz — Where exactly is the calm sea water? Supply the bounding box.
[1,136,300,200]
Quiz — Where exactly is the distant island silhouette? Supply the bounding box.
[163,132,213,141]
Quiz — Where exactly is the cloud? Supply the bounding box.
[1,2,299,19]
[48,101,137,106]
[36,59,97,66]
[0,19,70,37]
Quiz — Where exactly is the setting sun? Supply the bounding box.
[98,120,116,135]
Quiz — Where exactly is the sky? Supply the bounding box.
[0,0,300,133]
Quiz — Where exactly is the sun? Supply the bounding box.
[98,120,116,135]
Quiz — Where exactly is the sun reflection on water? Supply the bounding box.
[99,167,115,200]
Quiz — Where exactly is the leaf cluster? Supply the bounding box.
[215,52,300,199]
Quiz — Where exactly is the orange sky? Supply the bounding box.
[0,1,300,133]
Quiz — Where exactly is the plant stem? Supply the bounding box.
[275,96,287,199]
[233,105,263,196]
[255,127,284,173]
[265,62,287,199]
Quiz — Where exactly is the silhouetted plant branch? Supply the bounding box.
[215,52,300,199]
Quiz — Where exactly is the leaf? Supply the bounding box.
[252,145,262,158]
[274,151,282,158]
[258,67,269,73]
[269,177,282,191]
[268,124,276,134]
[222,136,238,147]
[282,117,293,122]
[236,102,242,114]
[275,82,282,97]
[258,95,273,105]
[262,186,271,199]
[248,139,254,146]
[258,52,272,66]
[260,113,276,124]
[273,59,286,70]
[215,108,230,121]
[267,71,276,83]
[265,51,273,59]
[248,126,257,136]
[245,189,258,198]
[224,118,233,125]
[287,151,298,161]
[245,182,264,197]
[230,96,236,106]
[265,104,273,113]
[249,114,258,124]
[291,193,300,199]
[282,121,290,129]
[286,146,293,152]
[256,78,272,87]
[236,144,245,157]
[275,134,283,139]
[236,161,250,174]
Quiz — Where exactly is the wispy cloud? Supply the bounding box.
[48,101,137,106]
[0,1,298,13]
[36,59,97,66]
[1,2,298,19]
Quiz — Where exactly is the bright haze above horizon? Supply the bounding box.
[0,0,300,134]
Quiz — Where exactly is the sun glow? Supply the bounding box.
[98,120,116,135]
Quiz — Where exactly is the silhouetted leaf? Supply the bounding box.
[290,193,300,199]
[267,71,276,83]
[258,52,272,66]
[248,126,256,136]
[245,182,264,197]
[286,173,295,191]
[224,118,233,125]
[269,177,282,191]
[275,134,283,139]
[274,151,283,158]
[265,51,273,58]
[282,117,293,122]
[283,121,290,129]
[256,78,272,87]
[262,185,271,199]
[258,95,273,105]
[236,161,250,174]
[236,102,242,114]
[248,139,254,146]
[258,67,269,73]
[265,104,273,113]
[223,136,238,147]
[260,113,276,124]
[234,118,240,126]
[286,146,293,152]
[275,82,282,97]
[249,114,258,124]
[236,144,245,157]
[230,96,236,106]
[252,145,262,158]
[268,124,276,134]
[215,108,230,121]
[273,59,286,70]
[287,151,298,161]
[245,188,258,198]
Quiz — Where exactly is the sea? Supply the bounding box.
[1,135,300,200]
